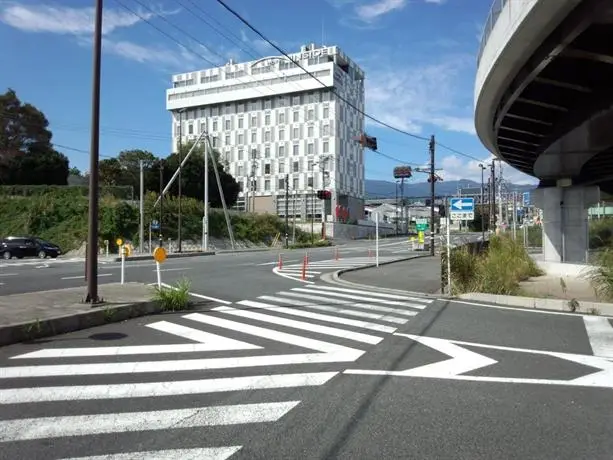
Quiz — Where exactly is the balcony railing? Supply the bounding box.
[477,0,509,64]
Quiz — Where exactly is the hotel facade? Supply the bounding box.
[166,43,366,222]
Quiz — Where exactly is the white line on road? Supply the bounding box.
[147,320,261,350]
[451,299,613,318]
[272,267,314,284]
[153,267,191,272]
[0,402,300,441]
[583,316,613,358]
[236,299,396,333]
[0,273,17,277]
[292,287,427,309]
[61,447,242,460]
[61,274,112,280]
[216,305,383,345]
[0,372,338,404]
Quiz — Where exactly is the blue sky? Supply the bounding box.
[0,0,537,185]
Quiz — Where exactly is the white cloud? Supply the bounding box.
[439,155,538,185]
[355,0,407,22]
[0,3,163,35]
[239,29,277,56]
[364,53,476,135]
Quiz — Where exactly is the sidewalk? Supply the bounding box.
[339,256,442,294]
[0,283,158,346]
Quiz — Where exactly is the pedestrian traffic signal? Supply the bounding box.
[317,190,332,200]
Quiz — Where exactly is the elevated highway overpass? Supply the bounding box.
[475,0,613,263]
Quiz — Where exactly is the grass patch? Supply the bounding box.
[0,188,310,252]
[153,278,192,311]
[587,247,613,301]
[448,235,543,295]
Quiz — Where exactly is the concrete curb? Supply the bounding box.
[323,254,442,298]
[456,292,613,316]
[113,251,215,262]
[0,299,169,347]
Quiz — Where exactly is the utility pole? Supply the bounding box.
[177,110,183,253]
[203,137,209,251]
[284,173,289,248]
[85,0,103,304]
[159,161,164,248]
[250,149,258,213]
[479,163,486,241]
[139,160,144,254]
[490,161,496,230]
[395,181,399,235]
[429,135,436,257]
[498,160,504,229]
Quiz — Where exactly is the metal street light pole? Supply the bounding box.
[177,109,185,253]
[85,0,103,304]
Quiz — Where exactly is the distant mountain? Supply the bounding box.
[364,179,536,199]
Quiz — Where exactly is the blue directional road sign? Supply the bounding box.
[450,197,474,212]
[522,192,531,207]
[151,220,160,231]
[449,197,475,221]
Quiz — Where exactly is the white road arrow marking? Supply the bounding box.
[344,334,613,389]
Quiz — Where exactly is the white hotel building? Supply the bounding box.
[165,43,366,222]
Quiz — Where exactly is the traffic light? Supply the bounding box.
[357,134,377,151]
[317,190,332,200]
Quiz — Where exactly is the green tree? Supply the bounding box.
[0,88,69,185]
[99,158,123,186]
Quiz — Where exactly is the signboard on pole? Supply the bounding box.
[415,218,429,232]
[151,220,160,231]
[522,192,531,207]
[449,197,475,221]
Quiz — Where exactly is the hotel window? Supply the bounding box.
[251,115,257,127]
[238,149,244,160]
[265,131,271,142]
[278,178,285,189]
[307,126,314,137]
[238,134,244,144]
[293,111,299,122]
[264,99,272,109]
[293,178,299,189]
[279,162,285,173]
[251,131,257,143]
[323,107,329,118]
[322,125,330,136]
[265,146,270,158]
[238,164,244,175]
[225,135,230,145]
[279,112,285,123]
[323,141,329,153]
[188,124,193,135]
[307,109,314,121]
[265,114,270,125]
[225,119,231,130]
[293,144,299,156]
[307,177,313,188]
[279,129,285,141]
[293,161,299,173]
[293,127,299,139]
[307,143,314,155]
[308,160,313,171]
[264,164,271,174]
[238,117,244,128]
[264,179,270,191]
[212,120,218,131]
[279,145,285,157]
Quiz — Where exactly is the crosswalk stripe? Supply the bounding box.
[257,295,408,324]
[183,312,352,353]
[213,306,383,345]
[11,342,261,360]
[291,287,427,310]
[0,372,338,404]
[278,291,419,317]
[306,284,433,303]
[236,299,397,333]
[60,447,242,460]
[0,349,363,379]
[0,401,300,442]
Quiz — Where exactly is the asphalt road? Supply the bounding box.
[0,286,611,459]
[0,233,483,300]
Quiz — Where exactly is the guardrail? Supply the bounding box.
[477,0,509,64]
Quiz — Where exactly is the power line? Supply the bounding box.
[213,0,430,142]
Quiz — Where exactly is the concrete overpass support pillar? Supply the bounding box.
[533,185,600,263]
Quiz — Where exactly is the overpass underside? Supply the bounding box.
[492,0,613,263]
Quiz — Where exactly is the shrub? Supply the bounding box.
[587,247,613,301]
[450,235,543,295]
[153,278,192,311]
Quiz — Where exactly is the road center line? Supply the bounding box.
[61,274,112,280]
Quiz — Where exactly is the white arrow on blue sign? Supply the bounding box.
[450,197,474,212]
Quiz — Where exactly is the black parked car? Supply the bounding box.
[0,236,62,260]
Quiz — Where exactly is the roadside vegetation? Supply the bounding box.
[153,278,192,312]
[447,235,543,295]
[587,247,613,301]
[0,187,313,253]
